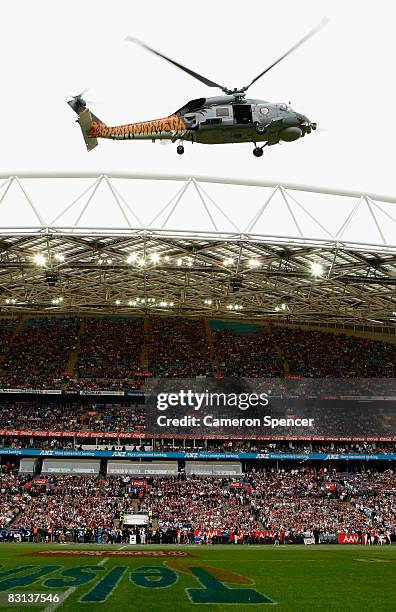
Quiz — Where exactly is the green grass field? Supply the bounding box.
[0,543,394,611]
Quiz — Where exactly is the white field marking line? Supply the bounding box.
[43,587,76,612]
[43,551,113,611]
[98,557,109,566]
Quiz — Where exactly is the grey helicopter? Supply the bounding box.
[68,19,327,157]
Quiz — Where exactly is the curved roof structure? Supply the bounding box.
[0,172,396,327]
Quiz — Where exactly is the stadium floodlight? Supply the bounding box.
[33,253,46,267]
[204,299,212,305]
[177,258,183,266]
[137,257,146,267]
[248,258,260,268]
[223,257,234,266]
[115,299,121,305]
[150,253,160,264]
[164,255,170,262]
[5,298,16,304]
[107,258,113,265]
[187,257,193,267]
[310,262,324,277]
[54,253,65,262]
[281,303,287,310]
[126,254,136,264]
[159,301,168,307]
[98,258,103,265]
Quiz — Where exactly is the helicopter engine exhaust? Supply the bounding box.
[279,127,302,142]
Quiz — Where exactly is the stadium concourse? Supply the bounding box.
[0,174,395,547]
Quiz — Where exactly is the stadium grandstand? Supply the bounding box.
[0,173,395,547]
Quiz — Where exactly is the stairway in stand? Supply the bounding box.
[140,317,150,372]
[266,321,290,376]
[204,318,220,377]
[64,319,85,381]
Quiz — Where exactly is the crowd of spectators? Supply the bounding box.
[0,468,394,539]
[213,326,284,377]
[147,317,212,377]
[0,318,78,388]
[0,464,30,529]
[249,467,396,535]
[0,317,394,387]
[0,318,17,357]
[273,327,396,377]
[140,468,396,537]
[140,475,257,532]
[75,317,144,384]
[0,401,144,434]
[13,475,128,531]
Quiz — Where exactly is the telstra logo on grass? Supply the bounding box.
[0,561,275,605]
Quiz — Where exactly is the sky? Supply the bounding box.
[1,0,396,196]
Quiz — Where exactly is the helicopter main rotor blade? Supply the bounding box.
[244,17,329,91]
[125,36,227,91]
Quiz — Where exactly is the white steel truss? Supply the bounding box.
[0,172,395,328]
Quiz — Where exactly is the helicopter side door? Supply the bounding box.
[233,104,252,125]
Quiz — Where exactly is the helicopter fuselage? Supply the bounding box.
[84,96,316,147]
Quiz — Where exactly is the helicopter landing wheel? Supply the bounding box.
[177,144,185,155]
[253,147,264,157]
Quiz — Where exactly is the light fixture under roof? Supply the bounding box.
[310,262,324,277]
[33,253,46,267]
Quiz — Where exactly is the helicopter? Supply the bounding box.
[68,19,327,157]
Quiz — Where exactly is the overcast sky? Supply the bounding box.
[1,0,396,197]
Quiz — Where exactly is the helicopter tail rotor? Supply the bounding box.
[67,93,87,115]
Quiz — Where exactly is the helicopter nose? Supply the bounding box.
[296,113,317,132]
[282,113,300,127]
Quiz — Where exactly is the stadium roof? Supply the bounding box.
[0,172,396,328]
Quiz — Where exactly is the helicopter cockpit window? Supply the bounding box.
[216,107,230,117]
[176,97,206,114]
[279,103,291,111]
[259,106,269,115]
